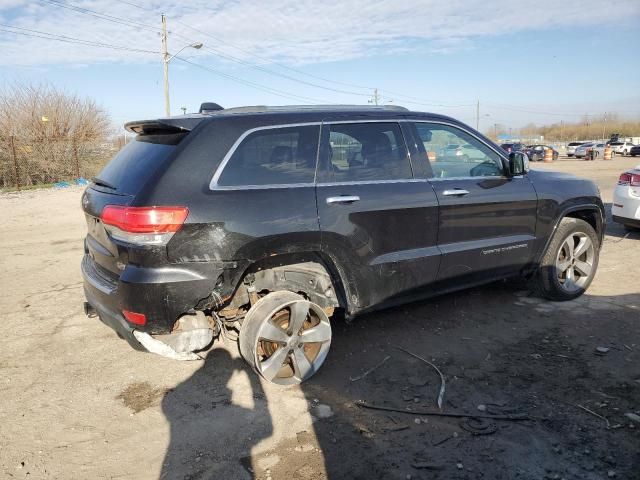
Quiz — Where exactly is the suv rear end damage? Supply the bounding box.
[81,117,224,358]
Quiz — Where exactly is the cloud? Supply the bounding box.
[0,0,639,67]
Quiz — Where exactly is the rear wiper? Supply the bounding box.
[91,177,117,190]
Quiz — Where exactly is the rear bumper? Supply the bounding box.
[81,253,224,347]
[613,215,640,228]
[83,283,145,351]
[612,187,640,224]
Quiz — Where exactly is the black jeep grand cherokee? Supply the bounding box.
[82,104,604,385]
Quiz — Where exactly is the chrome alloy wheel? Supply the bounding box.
[239,291,332,385]
[555,232,595,293]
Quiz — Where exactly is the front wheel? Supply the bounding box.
[239,291,332,385]
[531,218,600,301]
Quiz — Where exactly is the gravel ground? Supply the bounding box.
[0,157,638,480]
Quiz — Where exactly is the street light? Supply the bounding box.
[161,14,203,116]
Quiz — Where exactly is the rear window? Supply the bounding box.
[568,142,584,146]
[93,133,185,195]
[610,142,623,146]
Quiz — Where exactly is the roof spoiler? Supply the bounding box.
[124,117,204,134]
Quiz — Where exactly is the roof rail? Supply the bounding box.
[206,104,409,115]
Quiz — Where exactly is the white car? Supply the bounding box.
[612,165,640,231]
[609,141,635,156]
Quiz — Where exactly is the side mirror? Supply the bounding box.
[508,152,529,176]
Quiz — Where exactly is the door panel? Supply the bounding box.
[431,177,537,281]
[316,122,440,310]
[407,121,538,284]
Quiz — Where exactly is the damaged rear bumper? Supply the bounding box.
[82,254,220,359]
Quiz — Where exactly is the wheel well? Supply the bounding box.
[565,209,602,239]
[220,253,347,319]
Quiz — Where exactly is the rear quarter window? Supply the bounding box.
[216,125,319,187]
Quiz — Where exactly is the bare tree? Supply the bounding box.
[0,82,112,188]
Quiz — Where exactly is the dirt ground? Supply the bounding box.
[1,157,639,480]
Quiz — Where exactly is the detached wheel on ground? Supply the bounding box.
[531,218,600,301]
[239,291,332,385]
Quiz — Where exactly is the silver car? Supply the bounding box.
[567,142,586,157]
[574,142,595,158]
[577,143,607,159]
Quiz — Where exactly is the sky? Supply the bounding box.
[1,0,639,133]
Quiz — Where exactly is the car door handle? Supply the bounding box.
[326,195,360,205]
[442,189,470,196]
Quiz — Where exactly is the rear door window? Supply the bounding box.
[216,125,319,187]
[320,122,412,182]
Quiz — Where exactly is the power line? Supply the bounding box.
[0,24,158,54]
[174,56,331,104]
[40,0,161,34]
[108,0,474,108]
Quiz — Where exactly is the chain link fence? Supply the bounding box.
[0,135,121,190]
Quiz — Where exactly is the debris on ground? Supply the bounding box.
[349,355,391,382]
[460,418,497,435]
[356,401,531,421]
[411,461,444,470]
[595,346,610,355]
[624,413,640,424]
[575,404,610,428]
[395,346,445,409]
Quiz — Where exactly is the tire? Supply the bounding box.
[239,291,332,385]
[531,218,600,301]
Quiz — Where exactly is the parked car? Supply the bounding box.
[612,165,640,231]
[525,145,559,162]
[81,104,605,385]
[588,143,608,159]
[500,142,526,154]
[574,143,593,158]
[567,142,586,157]
[609,141,636,156]
[630,145,640,157]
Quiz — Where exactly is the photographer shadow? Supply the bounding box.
[160,347,271,479]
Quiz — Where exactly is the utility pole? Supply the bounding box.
[368,88,381,106]
[494,123,498,140]
[476,100,480,131]
[602,112,607,142]
[161,14,170,117]
[560,120,564,144]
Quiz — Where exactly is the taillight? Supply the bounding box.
[101,206,189,245]
[619,172,640,186]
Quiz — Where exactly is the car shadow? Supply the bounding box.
[602,202,640,240]
[292,287,640,479]
[161,286,640,479]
